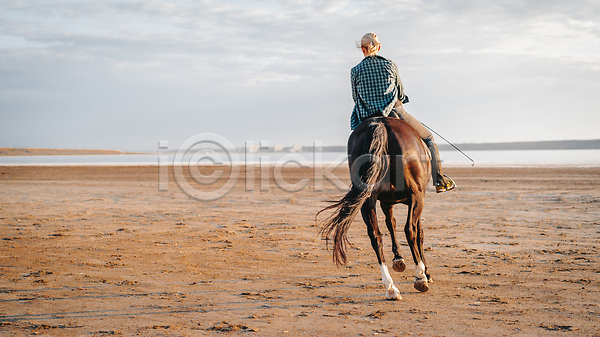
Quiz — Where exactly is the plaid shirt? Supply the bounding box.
[350,55,408,130]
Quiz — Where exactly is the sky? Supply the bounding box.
[1,0,599,151]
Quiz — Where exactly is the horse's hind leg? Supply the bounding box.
[380,202,406,273]
[404,196,429,292]
[362,198,401,300]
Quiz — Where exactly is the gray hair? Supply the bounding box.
[358,32,380,54]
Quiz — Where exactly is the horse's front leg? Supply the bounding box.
[362,198,401,300]
[404,196,429,292]
[380,202,406,273]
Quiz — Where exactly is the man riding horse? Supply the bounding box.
[351,32,456,193]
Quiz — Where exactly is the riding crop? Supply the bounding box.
[421,123,475,166]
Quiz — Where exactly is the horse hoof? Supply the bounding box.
[392,259,406,272]
[386,286,402,300]
[414,278,429,292]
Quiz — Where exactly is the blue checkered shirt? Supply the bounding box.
[350,55,408,130]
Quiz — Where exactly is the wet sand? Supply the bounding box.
[0,166,599,336]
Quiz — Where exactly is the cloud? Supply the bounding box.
[1,0,599,149]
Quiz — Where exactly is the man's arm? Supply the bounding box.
[351,68,358,104]
[393,62,409,104]
[350,68,360,129]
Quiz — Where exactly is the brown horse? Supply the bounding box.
[318,117,431,300]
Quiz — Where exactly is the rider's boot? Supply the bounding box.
[425,139,456,193]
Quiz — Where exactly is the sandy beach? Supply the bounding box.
[0,165,598,336]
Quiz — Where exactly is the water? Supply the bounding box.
[1,149,599,166]
[439,149,600,166]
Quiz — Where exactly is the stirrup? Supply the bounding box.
[435,175,456,193]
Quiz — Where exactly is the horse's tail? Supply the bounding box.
[317,120,389,266]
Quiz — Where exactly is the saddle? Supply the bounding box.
[366,109,401,122]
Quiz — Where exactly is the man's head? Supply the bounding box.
[360,32,381,56]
